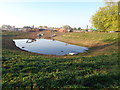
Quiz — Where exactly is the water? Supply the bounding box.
[13,39,88,56]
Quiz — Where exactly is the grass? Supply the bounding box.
[2,31,120,89]
[55,32,119,56]
[55,32,118,46]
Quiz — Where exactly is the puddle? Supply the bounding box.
[13,39,88,56]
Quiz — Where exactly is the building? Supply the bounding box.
[58,28,73,32]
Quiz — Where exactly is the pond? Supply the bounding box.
[13,39,88,56]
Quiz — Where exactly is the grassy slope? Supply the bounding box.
[55,32,119,56]
[2,31,120,89]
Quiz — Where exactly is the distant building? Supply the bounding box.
[52,27,73,32]
[59,25,73,32]
[58,28,67,32]
[58,28,73,32]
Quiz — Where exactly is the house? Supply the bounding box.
[52,28,60,32]
[58,28,73,32]
[58,28,67,32]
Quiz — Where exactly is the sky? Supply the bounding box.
[0,0,106,28]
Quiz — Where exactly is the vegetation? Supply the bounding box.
[91,0,119,31]
[2,31,119,89]
[73,27,77,30]
[55,32,118,46]
[62,25,72,29]
[23,26,31,28]
[78,27,81,30]
[73,27,81,30]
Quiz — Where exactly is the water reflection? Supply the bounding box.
[13,39,88,56]
[26,39,36,43]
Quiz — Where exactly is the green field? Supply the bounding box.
[2,31,120,89]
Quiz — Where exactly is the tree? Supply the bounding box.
[23,26,31,28]
[39,26,43,29]
[78,27,81,30]
[73,27,77,30]
[104,0,118,6]
[91,0,119,31]
[2,25,11,29]
[62,25,71,29]
[43,26,47,29]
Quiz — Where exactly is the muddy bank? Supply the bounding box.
[15,31,65,39]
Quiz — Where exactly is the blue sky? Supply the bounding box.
[0,1,105,28]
